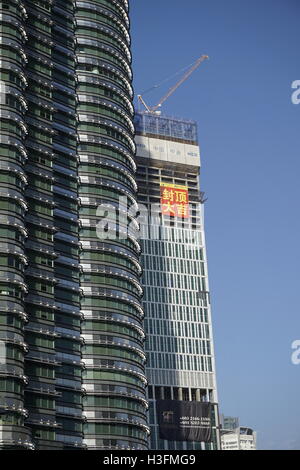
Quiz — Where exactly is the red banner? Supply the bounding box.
[160,184,189,219]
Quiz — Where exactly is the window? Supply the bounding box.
[40,109,51,120]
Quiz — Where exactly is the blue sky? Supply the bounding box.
[130,0,300,450]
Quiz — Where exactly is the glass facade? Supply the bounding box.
[75,0,148,450]
[0,0,31,449]
[0,0,147,450]
[135,111,220,450]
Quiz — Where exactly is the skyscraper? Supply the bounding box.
[0,0,147,450]
[76,0,148,451]
[134,111,220,450]
[0,0,81,450]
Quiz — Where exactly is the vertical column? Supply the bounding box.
[51,0,84,449]
[75,0,149,449]
[23,0,83,450]
[0,0,33,450]
[23,0,58,449]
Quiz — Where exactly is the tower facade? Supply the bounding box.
[0,0,147,450]
[134,111,220,450]
[75,0,148,450]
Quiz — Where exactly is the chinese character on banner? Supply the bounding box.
[160,184,189,219]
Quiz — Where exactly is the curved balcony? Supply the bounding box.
[76,1,147,449]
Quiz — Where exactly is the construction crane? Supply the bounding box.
[137,54,209,114]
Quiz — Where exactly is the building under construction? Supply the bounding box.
[134,110,221,450]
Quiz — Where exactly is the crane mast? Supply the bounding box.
[138,54,208,114]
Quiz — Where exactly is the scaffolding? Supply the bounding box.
[134,111,198,144]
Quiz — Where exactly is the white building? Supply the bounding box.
[221,427,257,450]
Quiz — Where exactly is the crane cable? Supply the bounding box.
[139,58,198,97]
